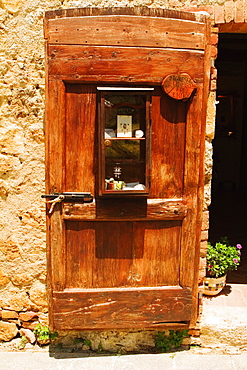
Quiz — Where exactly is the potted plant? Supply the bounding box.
[204,236,242,296]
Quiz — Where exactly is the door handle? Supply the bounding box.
[42,192,93,214]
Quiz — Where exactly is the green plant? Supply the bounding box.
[33,324,58,343]
[97,342,104,353]
[206,237,242,278]
[154,330,189,352]
[83,339,91,347]
[18,335,28,350]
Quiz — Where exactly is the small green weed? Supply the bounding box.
[154,330,189,352]
[18,335,28,350]
[33,324,58,344]
[83,339,91,347]
[97,342,104,353]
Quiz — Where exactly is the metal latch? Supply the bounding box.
[41,192,93,214]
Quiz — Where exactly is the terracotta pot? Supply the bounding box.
[203,274,226,296]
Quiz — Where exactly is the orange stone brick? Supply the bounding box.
[201,230,208,241]
[19,311,39,322]
[235,0,245,23]
[214,3,225,24]
[225,1,234,23]
[210,79,217,92]
[201,211,209,230]
[211,45,218,59]
[200,241,208,258]
[210,34,218,46]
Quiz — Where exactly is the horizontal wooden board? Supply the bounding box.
[48,46,204,83]
[62,199,187,220]
[46,15,206,50]
[44,7,208,24]
[64,219,182,288]
[52,286,192,329]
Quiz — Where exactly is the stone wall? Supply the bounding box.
[0,0,243,350]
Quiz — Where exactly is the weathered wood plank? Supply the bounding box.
[65,84,96,194]
[62,199,187,220]
[44,7,208,24]
[150,87,187,199]
[47,46,204,83]
[64,219,182,288]
[53,287,192,329]
[46,80,66,293]
[46,16,206,50]
[46,80,65,194]
[179,87,205,290]
[65,221,96,289]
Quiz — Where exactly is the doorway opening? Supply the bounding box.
[209,33,247,283]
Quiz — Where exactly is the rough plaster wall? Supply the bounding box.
[0,0,217,347]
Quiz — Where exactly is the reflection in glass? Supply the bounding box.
[102,92,148,192]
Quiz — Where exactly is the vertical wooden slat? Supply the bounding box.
[65,221,95,288]
[46,80,66,298]
[150,88,186,199]
[132,221,181,286]
[65,84,96,194]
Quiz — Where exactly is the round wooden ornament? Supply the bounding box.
[162,73,196,101]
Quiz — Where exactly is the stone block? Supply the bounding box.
[19,311,39,322]
[201,211,209,230]
[0,127,25,156]
[210,45,218,59]
[210,79,217,92]
[0,238,21,261]
[0,321,18,341]
[29,281,48,312]
[235,0,245,23]
[206,91,216,141]
[0,0,24,14]
[201,230,208,242]
[0,154,20,174]
[214,4,224,24]
[1,310,19,320]
[19,328,36,344]
[189,328,200,336]
[224,0,234,23]
[210,66,217,80]
[0,179,9,198]
[200,241,208,258]
[22,320,39,330]
[210,34,218,47]
[0,287,32,311]
[0,269,10,286]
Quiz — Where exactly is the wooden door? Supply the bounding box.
[44,8,210,330]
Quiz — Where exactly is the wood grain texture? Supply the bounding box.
[65,84,96,194]
[64,219,182,289]
[44,9,211,330]
[45,80,66,293]
[44,7,208,24]
[46,80,65,194]
[162,73,196,101]
[150,87,187,199]
[48,46,204,83]
[53,287,192,329]
[62,199,187,220]
[46,15,206,50]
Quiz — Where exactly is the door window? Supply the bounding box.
[98,87,153,196]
